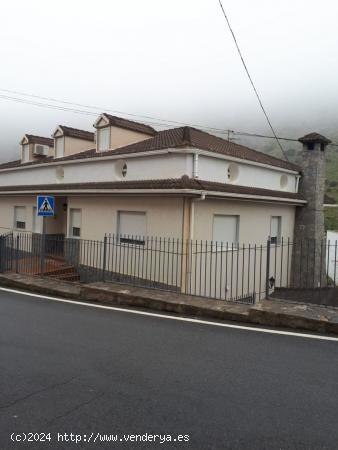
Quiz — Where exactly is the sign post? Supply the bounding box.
[37,195,55,274]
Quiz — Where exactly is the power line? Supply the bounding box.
[0,90,297,141]
[0,88,230,132]
[0,88,300,141]
[217,0,289,161]
[0,89,337,148]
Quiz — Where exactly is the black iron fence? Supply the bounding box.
[1,232,337,305]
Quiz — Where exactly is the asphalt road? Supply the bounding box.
[0,289,338,450]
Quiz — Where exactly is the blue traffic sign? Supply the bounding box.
[37,195,55,217]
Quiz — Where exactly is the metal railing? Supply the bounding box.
[1,232,337,304]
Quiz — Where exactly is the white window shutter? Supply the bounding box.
[212,215,239,244]
[98,127,110,151]
[118,211,147,238]
[55,138,65,158]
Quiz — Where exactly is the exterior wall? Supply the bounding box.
[0,195,66,235]
[48,146,54,157]
[0,196,39,234]
[193,199,295,244]
[0,193,295,243]
[0,154,190,186]
[108,126,153,151]
[0,151,298,193]
[198,155,297,192]
[64,136,94,157]
[189,199,296,300]
[45,197,67,235]
[67,196,184,240]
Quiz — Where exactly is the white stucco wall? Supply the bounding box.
[0,154,191,187]
[67,196,184,240]
[193,198,295,244]
[197,155,297,192]
[0,151,298,194]
[0,196,67,235]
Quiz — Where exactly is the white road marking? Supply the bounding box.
[0,286,337,342]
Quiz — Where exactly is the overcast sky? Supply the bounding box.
[0,0,337,162]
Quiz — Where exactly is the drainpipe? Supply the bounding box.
[295,174,301,192]
[192,153,199,179]
[181,192,206,294]
[189,191,206,241]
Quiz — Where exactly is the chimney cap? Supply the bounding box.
[298,132,331,145]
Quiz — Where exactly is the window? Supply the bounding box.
[122,163,127,177]
[270,216,281,245]
[98,127,110,151]
[22,144,29,163]
[14,206,26,230]
[117,211,146,245]
[227,163,239,183]
[114,160,128,179]
[212,215,239,246]
[55,137,65,158]
[69,209,82,238]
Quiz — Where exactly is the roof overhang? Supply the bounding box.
[52,126,64,138]
[93,113,110,128]
[20,135,29,145]
[0,147,300,175]
[0,187,306,205]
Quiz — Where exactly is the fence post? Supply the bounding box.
[40,233,46,275]
[15,235,19,273]
[102,235,108,282]
[0,235,3,273]
[265,238,271,299]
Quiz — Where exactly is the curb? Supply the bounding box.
[1,273,338,336]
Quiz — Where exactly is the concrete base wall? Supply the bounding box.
[271,287,338,308]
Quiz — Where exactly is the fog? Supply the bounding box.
[1,0,337,162]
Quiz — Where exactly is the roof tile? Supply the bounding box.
[0,176,305,202]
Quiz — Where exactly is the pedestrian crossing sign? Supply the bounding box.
[37,195,55,217]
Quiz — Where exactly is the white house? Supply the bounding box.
[0,113,308,300]
[0,113,304,245]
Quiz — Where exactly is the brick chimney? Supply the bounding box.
[292,132,331,287]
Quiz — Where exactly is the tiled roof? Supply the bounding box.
[0,159,23,170]
[53,126,300,171]
[299,133,331,145]
[23,134,54,147]
[101,113,156,136]
[0,148,96,170]
[56,126,95,141]
[0,176,305,202]
[0,126,300,172]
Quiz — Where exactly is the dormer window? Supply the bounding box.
[22,144,30,163]
[98,127,110,151]
[20,134,53,163]
[93,113,156,153]
[55,137,65,158]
